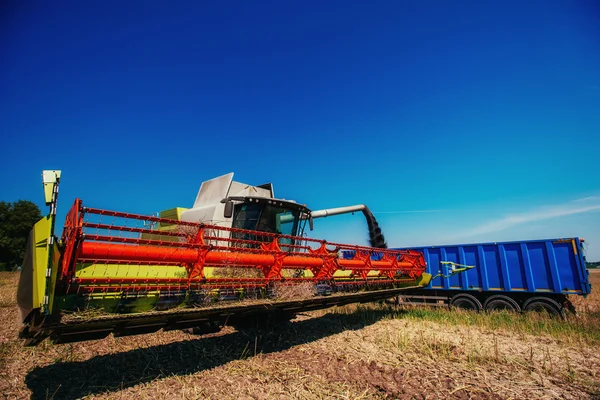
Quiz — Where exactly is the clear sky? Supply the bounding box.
[2,1,599,260]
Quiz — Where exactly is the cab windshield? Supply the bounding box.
[232,203,302,237]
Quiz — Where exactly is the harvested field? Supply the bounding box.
[2,270,600,399]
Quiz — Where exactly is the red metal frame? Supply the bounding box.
[58,199,427,294]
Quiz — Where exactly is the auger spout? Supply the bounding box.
[310,204,387,248]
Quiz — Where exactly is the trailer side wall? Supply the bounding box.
[396,238,590,296]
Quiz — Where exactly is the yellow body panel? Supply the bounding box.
[32,216,53,309]
[16,215,55,317]
[76,263,189,279]
[159,207,188,228]
[75,263,426,282]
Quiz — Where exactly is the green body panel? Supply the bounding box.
[75,263,189,279]
[16,215,58,320]
[73,263,417,281]
[33,217,53,310]
[159,207,188,225]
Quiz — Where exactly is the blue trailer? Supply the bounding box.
[392,237,591,315]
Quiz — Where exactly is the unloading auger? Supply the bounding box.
[17,171,431,345]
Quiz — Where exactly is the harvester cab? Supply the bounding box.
[158,172,382,247]
[18,171,432,346]
[158,173,311,245]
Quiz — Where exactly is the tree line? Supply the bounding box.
[0,200,42,271]
[587,261,600,269]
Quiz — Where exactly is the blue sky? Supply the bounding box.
[2,1,599,260]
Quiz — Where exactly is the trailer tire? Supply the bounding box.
[484,295,521,312]
[523,297,564,318]
[450,294,482,312]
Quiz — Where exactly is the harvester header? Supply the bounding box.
[18,171,430,345]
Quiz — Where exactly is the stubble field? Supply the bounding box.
[1,270,599,399]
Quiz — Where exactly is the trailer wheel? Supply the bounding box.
[450,294,482,312]
[523,297,564,318]
[484,295,521,312]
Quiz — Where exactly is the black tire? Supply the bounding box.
[450,294,482,312]
[484,295,521,312]
[523,297,564,318]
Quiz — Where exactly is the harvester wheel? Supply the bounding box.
[523,297,564,318]
[449,294,482,312]
[484,295,521,312]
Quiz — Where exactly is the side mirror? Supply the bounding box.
[224,200,234,218]
[309,216,314,231]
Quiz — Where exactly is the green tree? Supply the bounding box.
[0,200,43,271]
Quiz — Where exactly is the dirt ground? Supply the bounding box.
[2,270,600,400]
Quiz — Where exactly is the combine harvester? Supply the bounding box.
[18,171,448,346]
